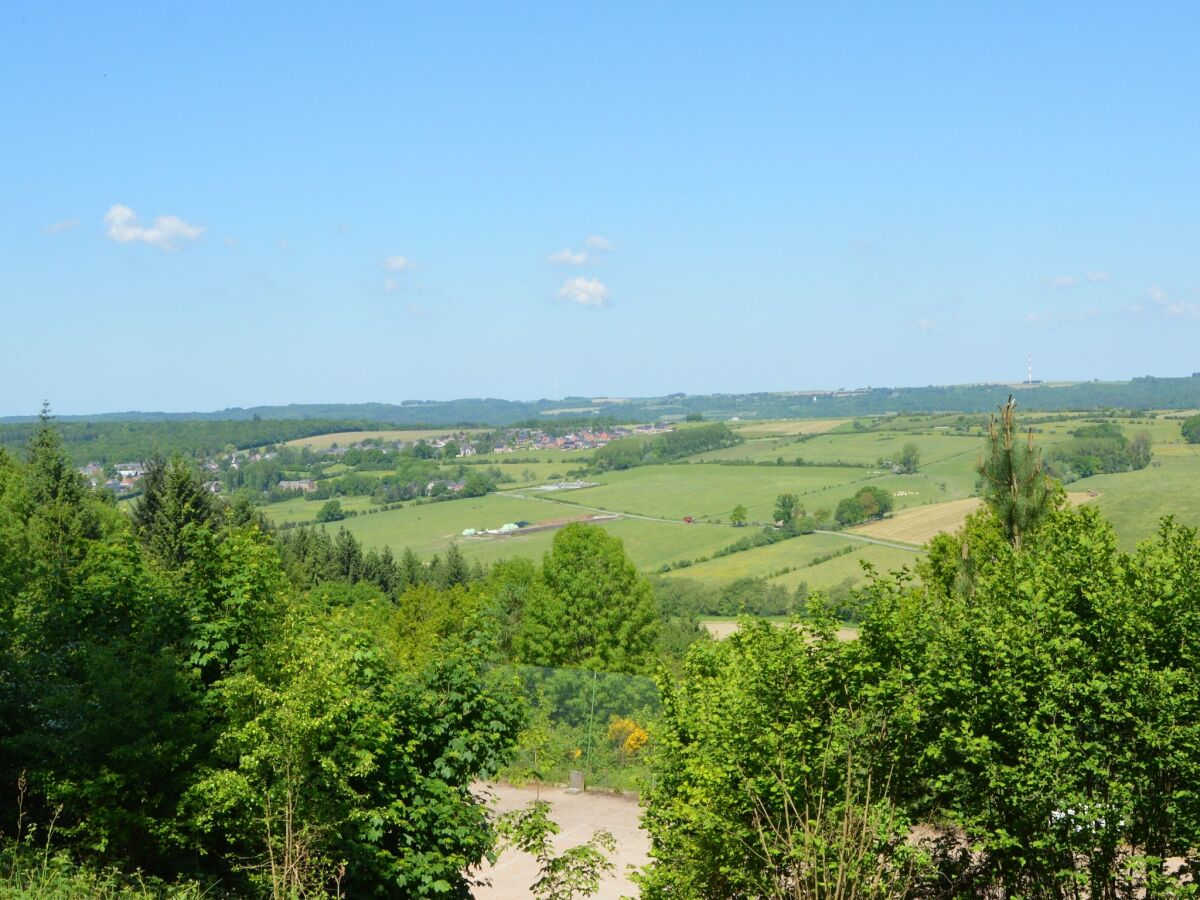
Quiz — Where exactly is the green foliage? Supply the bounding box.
[132,455,218,565]
[495,800,615,900]
[315,498,345,522]
[1183,413,1200,444]
[516,525,658,674]
[898,441,920,474]
[977,396,1055,548]
[0,422,527,896]
[0,417,374,466]
[592,423,741,471]
[187,596,523,896]
[641,619,918,898]
[644,504,1200,895]
[774,492,800,525]
[1047,420,1154,480]
[729,503,748,526]
[834,485,894,527]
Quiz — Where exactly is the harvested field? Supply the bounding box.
[851,498,983,545]
[851,492,1099,546]
[283,428,478,449]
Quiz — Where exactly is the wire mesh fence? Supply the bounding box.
[496,665,661,793]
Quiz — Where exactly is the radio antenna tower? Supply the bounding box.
[1026,353,1033,385]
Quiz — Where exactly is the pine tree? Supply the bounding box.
[977,395,1054,549]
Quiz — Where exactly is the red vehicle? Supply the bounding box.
[683,516,694,524]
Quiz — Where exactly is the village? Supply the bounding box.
[75,423,676,496]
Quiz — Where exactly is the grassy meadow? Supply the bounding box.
[257,411,1198,589]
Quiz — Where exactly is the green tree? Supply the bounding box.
[517,525,658,673]
[730,504,748,527]
[977,395,1054,549]
[898,441,920,474]
[496,800,615,899]
[132,454,218,566]
[316,499,345,522]
[773,493,799,526]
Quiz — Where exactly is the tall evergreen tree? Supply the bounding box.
[977,395,1054,549]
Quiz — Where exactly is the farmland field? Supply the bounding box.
[733,418,849,436]
[283,429,481,450]
[569,464,871,522]
[255,412,1197,584]
[662,531,863,582]
[851,498,984,545]
[306,493,742,570]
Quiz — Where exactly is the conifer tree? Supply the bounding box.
[977,395,1054,549]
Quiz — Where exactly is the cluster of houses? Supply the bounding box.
[493,423,672,453]
[78,461,147,495]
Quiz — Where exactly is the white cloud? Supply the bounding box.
[585,235,614,251]
[1046,275,1079,289]
[104,204,204,251]
[383,277,398,294]
[382,255,415,271]
[1085,270,1111,283]
[223,236,238,247]
[1146,284,1200,319]
[905,317,939,333]
[405,302,426,317]
[547,248,589,266]
[43,218,80,234]
[557,276,610,307]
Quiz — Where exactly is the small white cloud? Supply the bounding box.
[278,238,290,250]
[547,248,589,266]
[383,277,398,294]
[104,204,204,251]
[223,236,238,247]
[382,255,415,272]
[1146,284,1200,319]
[906,317,939,333]
[557,276,610,307]
[585,235,614,252]
[1025,312,1052,324]
[43,218,80,234]
[1046,275,1079,289]
[405,302,426,317]
[1085,271,1111,284]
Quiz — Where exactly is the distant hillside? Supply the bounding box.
[4,375,1199,428]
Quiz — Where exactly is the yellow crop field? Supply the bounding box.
[283,429,479,450]
[851,498,983,545]
[851,492,1098,546]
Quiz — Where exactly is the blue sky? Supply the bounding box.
[2,2,1197,415]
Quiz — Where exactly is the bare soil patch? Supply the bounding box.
[472,782,648,899]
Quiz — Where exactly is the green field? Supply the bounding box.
[661,530,921,591]
[569,464,870,522]
[266,494,381,524]
[1067,449,1200,549]
[301,492,742,569]
[257,413,1196,583]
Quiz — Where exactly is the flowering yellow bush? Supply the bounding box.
[607,716,649,757]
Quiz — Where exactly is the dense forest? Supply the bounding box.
[0,418,373,466]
